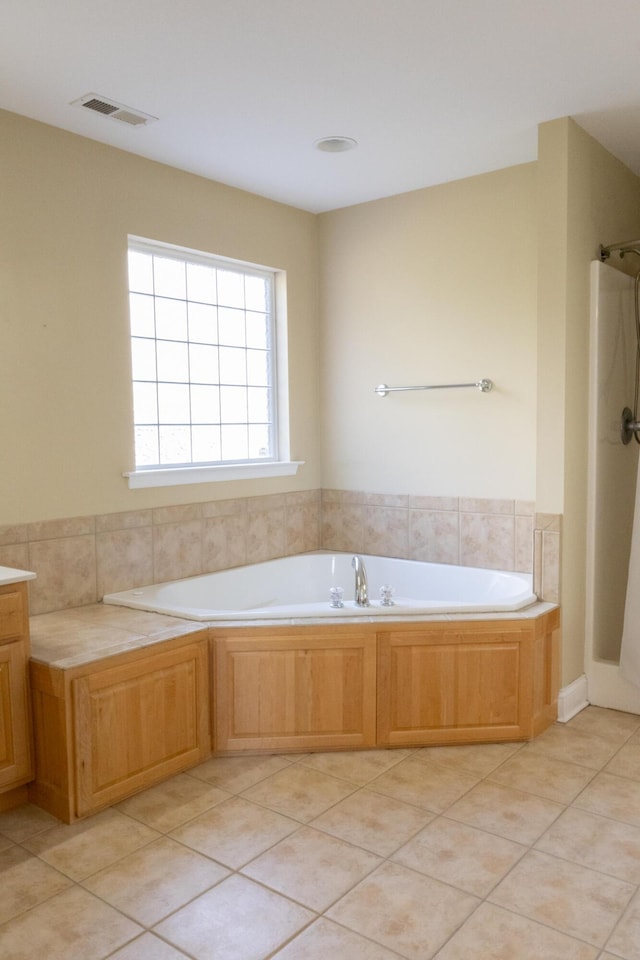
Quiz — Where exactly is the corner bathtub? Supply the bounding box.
[103,552,537,622]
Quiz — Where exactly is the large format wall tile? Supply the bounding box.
[152,520,203,583]
[410,509,460,564]
[28,535,97,614]
[460,513,515,570]
[96,527,154,596]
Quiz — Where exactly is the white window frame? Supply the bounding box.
[122,236,302,488]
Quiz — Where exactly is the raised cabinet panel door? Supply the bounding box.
[378,626,534,746]
[388,643,458,732]
[73,640,210,817]
[0,641,32,788]
[454,642,525,726]
[454,643,521,726]
[215,632,377,752]
[0,590,26,642]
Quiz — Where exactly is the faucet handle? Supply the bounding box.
[379,584,395,606]
[329,586,344,608]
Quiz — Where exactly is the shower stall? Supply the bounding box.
[586,252,640,712]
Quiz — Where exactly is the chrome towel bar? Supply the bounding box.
[374,379,493,398]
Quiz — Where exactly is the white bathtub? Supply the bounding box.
[102,552,537,622]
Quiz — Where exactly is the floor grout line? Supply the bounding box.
[2,710,640,958]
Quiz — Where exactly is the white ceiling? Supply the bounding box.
[3,0,640,213]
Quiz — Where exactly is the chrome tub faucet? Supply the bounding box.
[352,554,370,606]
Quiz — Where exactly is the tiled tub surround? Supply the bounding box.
[0,492,322,617]
[0,490,560,616]
[321,492,560,605]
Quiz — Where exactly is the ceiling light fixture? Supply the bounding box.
[314,136,358,153]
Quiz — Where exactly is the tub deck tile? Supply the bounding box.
[30,604,205,668]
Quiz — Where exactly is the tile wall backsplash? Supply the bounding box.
[0,489,561,615]
[321,491,538,574]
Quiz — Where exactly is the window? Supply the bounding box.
[124,238,299,488]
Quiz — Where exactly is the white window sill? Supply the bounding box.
[123,461,304,489]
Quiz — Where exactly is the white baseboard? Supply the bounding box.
[556,674,589,722]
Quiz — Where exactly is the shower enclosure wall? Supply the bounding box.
[586,260,640,712]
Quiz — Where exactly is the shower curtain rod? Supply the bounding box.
[599,240,640,261]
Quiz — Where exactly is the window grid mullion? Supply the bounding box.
[152,254,160,463]
[129,241,276,469]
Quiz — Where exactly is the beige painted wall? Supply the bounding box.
[318,163,538,498]
[0,109,321,523]
[537,117,640,684]
[7,104,640,695]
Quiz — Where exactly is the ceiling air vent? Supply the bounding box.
[70,93,158,127]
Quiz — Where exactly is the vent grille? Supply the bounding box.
[82,97,119,116]
[70,93,157,127]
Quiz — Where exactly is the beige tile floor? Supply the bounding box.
[2,706,640,959]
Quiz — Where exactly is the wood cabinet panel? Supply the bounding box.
[214,630,377,752]
[378,622,537,746]
[73,640,210,817]
[454,643,522,726]
[0,590,26,642]
[532,608,561,735]
[29,632,211,821]
[29,661,73,821]
[0,582,33,795]
[388,644,457,731]
[0,640,32,788]
[27,608,559,821]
